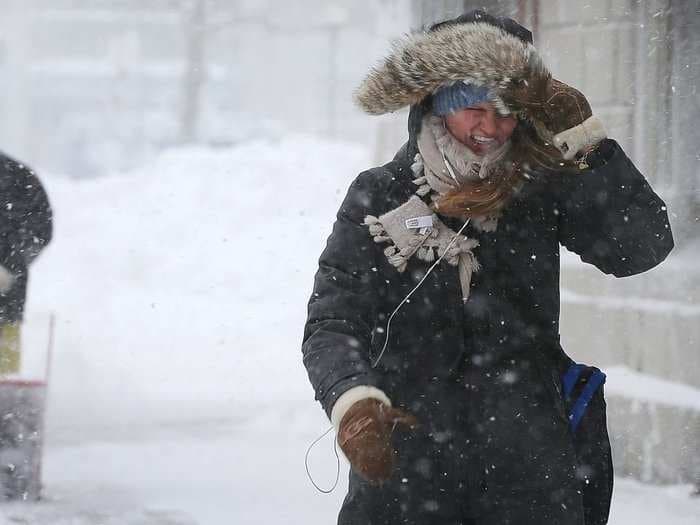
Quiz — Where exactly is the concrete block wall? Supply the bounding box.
[607,395,700,484]
[536,1,640,155]
[560,254,700,389]
[537,0,700,245]
[533,0,698,381]
[534,0,700,485]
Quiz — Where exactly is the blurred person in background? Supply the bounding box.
[302,10,673,525]
[0,153,52,375]
[0,150,52,500]
[0,146,52,500]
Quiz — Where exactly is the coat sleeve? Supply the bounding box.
[551,139,674,277]
[302,170,387,418]
[0,157,53,273]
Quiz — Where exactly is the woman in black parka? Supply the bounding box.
[302,11,673,525]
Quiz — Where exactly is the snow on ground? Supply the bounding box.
[0,136,697,523]
[28,135,366,422]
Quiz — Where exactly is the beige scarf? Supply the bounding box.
[414,115,513,232]
[418,115,512,192]
[363,115,515,302]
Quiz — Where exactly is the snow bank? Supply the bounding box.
[27,134,700,427]
[27,135,370,428]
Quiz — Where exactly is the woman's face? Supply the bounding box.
[443,102,518,156]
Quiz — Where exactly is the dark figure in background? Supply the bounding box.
[302,10,673,525]
[0,152,52,372]
[0,151,52,500]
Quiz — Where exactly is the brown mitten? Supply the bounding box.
[532,79,590,135]
[504,77,590,132]
[337,398,418,485]
[503,77,605,159]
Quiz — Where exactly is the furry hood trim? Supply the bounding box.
[354,22,550,115]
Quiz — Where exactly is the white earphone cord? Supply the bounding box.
[305,210,471,494]
[371,216,471,368]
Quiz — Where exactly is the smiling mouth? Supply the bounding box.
[470,135,497,146]
[465,135,500,154]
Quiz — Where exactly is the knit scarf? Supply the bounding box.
[419,114,511,189]
[363,115,514,302]
[414,114,513,232]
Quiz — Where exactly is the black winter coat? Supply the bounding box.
[302,138,673,524]
[0,153,52,323]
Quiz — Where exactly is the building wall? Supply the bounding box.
[525,0,699,378]
[533,1,700,485]
[535,0,699,247]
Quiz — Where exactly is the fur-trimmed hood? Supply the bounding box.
[354,15,550,116]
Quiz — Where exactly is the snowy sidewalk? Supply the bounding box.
[0,402,698,524]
